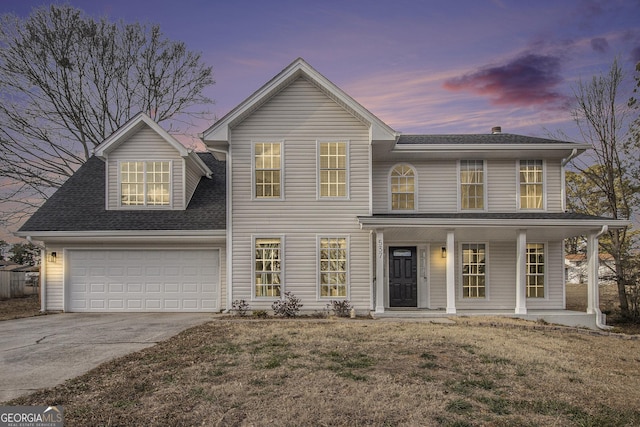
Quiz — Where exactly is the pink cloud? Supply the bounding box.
[443,54,570,109]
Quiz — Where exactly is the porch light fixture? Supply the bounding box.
[48,251,57,263]
[441,247,447,258]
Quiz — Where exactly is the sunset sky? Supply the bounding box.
[2,0,638,140]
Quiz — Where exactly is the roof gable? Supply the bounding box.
[94,112,212,177]
[201,58,398,143]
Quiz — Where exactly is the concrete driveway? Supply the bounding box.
[0,312,212,403]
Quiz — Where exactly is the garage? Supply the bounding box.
[67,249,219,312]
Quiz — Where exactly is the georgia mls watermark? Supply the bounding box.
[0,406,63,427]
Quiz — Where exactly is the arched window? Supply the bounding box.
[390,164,416,210]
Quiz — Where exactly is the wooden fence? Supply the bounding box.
[0,271,37,299]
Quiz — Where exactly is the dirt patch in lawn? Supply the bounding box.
[9,319,640,426]
[0,294,41,321]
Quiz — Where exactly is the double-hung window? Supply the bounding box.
[120,161,170,206]
[391,164,416,210]
[519,160,543,210]
[319,237,348,298]
[526,243,545,297]
[462,243,486,298]
[254,142,282,198]
[460,160,484,210]
[254,237,282,298]
[319,141,348,198]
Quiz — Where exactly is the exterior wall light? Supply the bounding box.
[441,247,447,258]
[48,251,57,263]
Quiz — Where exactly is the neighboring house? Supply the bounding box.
[17,58,629,328]
[565,253,616,285]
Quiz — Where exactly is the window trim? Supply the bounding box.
[252,235,285,301]
[458,160,487,212]
[252,140,284,201]
[517,160,546,211]
[526,242,547,299]
[316,235,350,300]
[118,160,173,209]
[388,163,418,212]
[316,139,350,200]
[459,242,489,300]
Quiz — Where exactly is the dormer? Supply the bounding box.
[94,112,212,210]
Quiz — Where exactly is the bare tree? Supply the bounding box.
[568,59,639,318]
[0,5,214,227]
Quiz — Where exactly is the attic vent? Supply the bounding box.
[491,126,502,134]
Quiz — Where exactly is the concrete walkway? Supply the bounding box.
[0,313,212,403]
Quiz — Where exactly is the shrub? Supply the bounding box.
[271,292,303,317]
[252,310,268,319]
[327,300,353,317]
[231,299,250,317]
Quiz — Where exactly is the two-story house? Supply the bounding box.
[17,58,628,328]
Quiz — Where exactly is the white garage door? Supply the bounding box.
[67,249,219,312]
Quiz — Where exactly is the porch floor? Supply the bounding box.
[370,309,601,330]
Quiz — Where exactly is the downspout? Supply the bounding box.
[594,225,609,330]
[561,149,578,212]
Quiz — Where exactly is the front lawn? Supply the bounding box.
[10,318,640,426]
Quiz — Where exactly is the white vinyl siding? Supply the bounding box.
[107,126,185,210]
[229,77,371,311]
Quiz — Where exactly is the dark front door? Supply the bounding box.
[389,246,418,307]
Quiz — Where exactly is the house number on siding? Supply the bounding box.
[377,239,383,259]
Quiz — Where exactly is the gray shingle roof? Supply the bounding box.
[397,133,573,145]
[18,153,226,232]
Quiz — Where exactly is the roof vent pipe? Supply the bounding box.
[491,126,502,134]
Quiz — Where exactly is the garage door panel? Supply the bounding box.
[67,250,219,312]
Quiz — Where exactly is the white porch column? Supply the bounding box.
[375,230,385,313]
[587,229,602,315]
[446,230,456,314]
[515,229,527,314]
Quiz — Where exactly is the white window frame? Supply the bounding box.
[459,242,488,299]
[388,163,418,212]
[252,141,284,200]
[517,160,546,211]
[317,235,350,300]
[317,140,350,200]
[252,235,285,300]
[526,242,547,299]
[118,160,172,208]
[458,160,487,211]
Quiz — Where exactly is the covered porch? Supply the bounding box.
[358,213,628,330]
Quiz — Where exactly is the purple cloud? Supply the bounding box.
[631,46,640,63]
[590,37,609,53]
[443,54,569,108]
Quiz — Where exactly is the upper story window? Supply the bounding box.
[120,161,170,206]
[391,164,416,210]
[460,160,484,210]
[519,160,543,210]
[318,141,348,198]
[254,142,282,199]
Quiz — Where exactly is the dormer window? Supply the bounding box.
[120,161,171,206]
